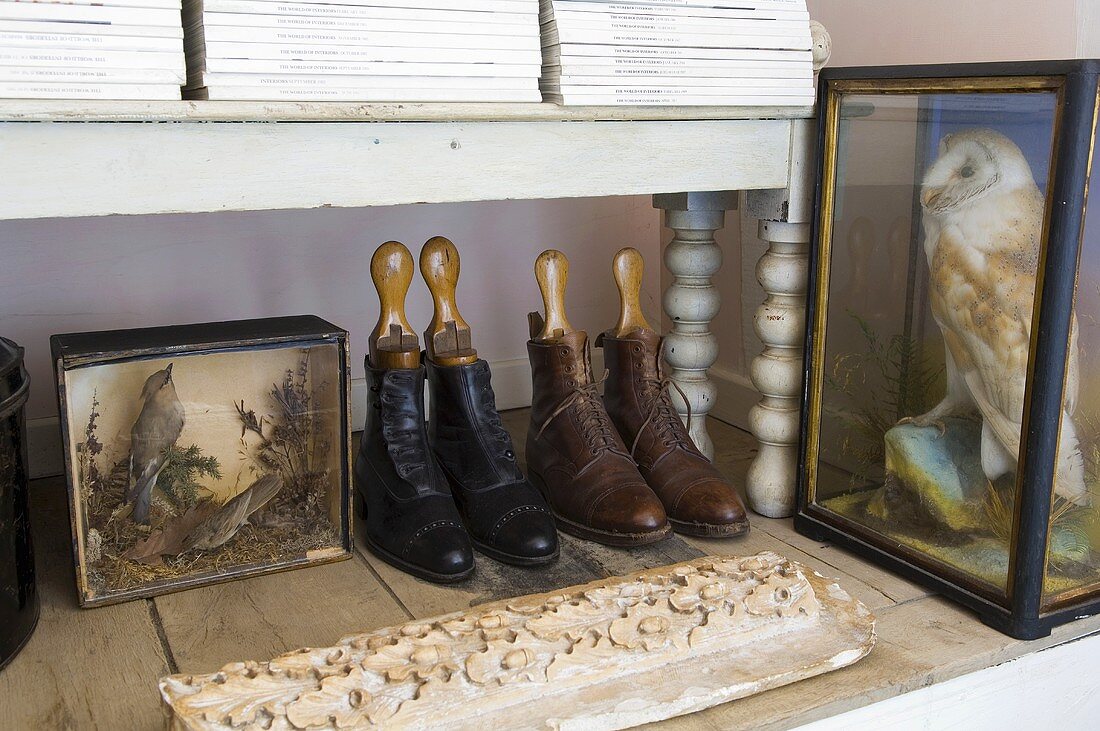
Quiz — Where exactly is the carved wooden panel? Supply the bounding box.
[160,552,875,730]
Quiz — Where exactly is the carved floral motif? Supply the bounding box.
[161,553,850,731]
[609,601,692,651]
[465,639,548,685]
[669,573,735,612]
[285,668,413,729]
[745,570,819,618]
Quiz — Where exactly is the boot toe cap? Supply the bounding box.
[591,485,669,536]
[405,524,474,579]
[669,479,749,535]
[492,509,560,562]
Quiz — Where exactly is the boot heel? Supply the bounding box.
[354,489,367,520]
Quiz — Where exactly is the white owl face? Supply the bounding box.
[921,128,1037,215]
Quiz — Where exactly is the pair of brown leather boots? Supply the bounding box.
[524,250,749,546]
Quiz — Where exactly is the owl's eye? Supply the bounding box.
[960,165,975,178]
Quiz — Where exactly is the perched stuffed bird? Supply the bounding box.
[907,128,1089,505]
[127,363,186,523]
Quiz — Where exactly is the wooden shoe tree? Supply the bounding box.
[369,241,420,370]
[420,236,478,366]
[611,246,654,337]
[531,249,575,342]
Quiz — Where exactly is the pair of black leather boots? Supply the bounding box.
[355,357,559,583]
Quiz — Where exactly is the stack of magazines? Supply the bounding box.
[183,0,541,101]
[540,0,813,106]
[0,0,185,99]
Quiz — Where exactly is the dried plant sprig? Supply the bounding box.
[236,351,332,532]
[235,400,265,439]
[158,444,222,510]
[78,391,104,502]
[825,311,946,487]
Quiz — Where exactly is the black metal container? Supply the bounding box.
[0,337,36,669]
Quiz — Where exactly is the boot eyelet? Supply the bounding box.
[632,345,642,353]
[564,365,573,373]
[560,348,570,357]
[504,450,515,460]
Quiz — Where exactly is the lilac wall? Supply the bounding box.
[0,197,661,421]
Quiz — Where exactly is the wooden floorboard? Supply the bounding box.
[684,531,894,612]
[6,412,1099,730]
[356,530,703,619]
[748,517,931,605]
[153,549,410,672]
[0,477,170,729]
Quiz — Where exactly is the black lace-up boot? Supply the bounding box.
[355,361,474,583]
[426,358,559,565]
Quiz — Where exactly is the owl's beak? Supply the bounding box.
[921,186,945,208]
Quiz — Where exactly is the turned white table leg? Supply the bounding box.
[747,222,811,517]
[745,121,817,517]
[653,191,737,460]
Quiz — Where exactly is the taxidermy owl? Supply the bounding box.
[127,364,186,523]
[907,128,1089,506]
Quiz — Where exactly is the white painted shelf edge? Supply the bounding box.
[0,115,800,219]
[0,99,814,123]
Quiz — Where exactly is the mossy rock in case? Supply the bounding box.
[871,416,989,532]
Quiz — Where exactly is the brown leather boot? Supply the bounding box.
[598,329,749,537]
[526,325,670,546]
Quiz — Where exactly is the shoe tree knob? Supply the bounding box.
[612,247,653,337]
[369,241,420,370]
[533,249,574,342]
[420,236,478,366]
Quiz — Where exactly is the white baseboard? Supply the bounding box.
[27,417,65,480]
[707,364,758,433]
[27,356,540,480]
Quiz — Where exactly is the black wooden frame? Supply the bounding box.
[51,315,353,607]
[795,60,1100,640]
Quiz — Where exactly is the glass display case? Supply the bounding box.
[796,60,1100,639]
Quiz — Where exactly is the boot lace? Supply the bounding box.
[534,370,621,455]
[630,341,693,458]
